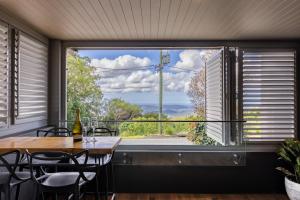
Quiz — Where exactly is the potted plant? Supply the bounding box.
[276,139,300,200]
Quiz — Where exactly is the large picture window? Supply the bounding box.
[66,48,231,146]
[65,47,297,146]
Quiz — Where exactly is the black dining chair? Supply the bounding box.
[87,127,115,200]
[88,126,115,165]
[26,150,96,200]
[19,127,72,171]
[92,127,117,137]
[36,127,72,168]
[37,127,71,137]
[0,150,31,200]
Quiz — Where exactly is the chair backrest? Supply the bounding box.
[0,150,20,172]
[25,150,90,185]
[0,150,27,183]
[36,128,71,162]
[37,127,71,137]
[89,127,115,136]
[51,127,72,137]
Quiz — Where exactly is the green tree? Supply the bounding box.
[187,69,205,117]
[143,112,168,120]
[104,98,143,120]
[67,52,103,121]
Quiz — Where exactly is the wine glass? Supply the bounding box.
[59,120,68,129]
[82,117,90,143]
[90,117,98,142]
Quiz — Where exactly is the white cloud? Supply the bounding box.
[90,55,151,77]
[99,70,158,93]
[91,53,202,94]
[163,71,193,92]
[98,69,193,94]
[171,50,206,72]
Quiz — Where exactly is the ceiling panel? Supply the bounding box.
[0,0,300,40]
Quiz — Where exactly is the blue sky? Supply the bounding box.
[78,49,204,106]
[78,49,181,67]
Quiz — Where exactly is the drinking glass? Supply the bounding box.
[90,117,98,142]
[59,120,67,129]
[82,117,90,143]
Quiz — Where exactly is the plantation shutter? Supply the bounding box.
[14,31,48,123]
[242,50,296,141]
[0,22,9,128]
[205,49,226,145]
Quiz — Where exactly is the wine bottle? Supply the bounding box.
[72,108,82,142]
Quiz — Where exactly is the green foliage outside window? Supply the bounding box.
[67,53,103,121]
[103,98,143,121]
[66,53,218,145]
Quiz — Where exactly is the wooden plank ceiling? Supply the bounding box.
[0,0,300,40]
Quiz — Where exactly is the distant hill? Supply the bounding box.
[139,104,194,117]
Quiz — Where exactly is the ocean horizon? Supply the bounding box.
[139,104,194,117]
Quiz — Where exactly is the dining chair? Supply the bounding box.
[0,150,31,200]
[92,127,117,137]
[19,127,72,172]
[26,150,96,200]
[87,126,115,165]
[87,127,115,200]
[37,127,72,167]
[37,127,71,137]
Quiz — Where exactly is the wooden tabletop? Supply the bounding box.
[0,137,121,154]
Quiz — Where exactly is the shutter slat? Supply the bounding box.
[205,50,225,145]
[20,58,47,71]
[20,53,48,66]
[20,76,47,85]
[15,32,48,122]
[242,50,296,142]
[0,22,8,128]
[20,40,48,56]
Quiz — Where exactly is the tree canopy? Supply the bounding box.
[104,98,143,120]
[187,69,205,117]
[142,112,168,120]
[67,52,103,121]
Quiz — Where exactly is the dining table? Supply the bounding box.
[0,136,121,154]
[0,136,121,200]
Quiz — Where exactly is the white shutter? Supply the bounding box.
[14,31,48,123]
[242,50,296,141]
[0,21,9,128]
[205,49,226,145]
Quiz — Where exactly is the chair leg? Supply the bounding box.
[3,185,11,200]
[95,169,100,200]
[104,166,109,200]
[32,185,40,200]
[52,193,56,200]
[55,166,58,200]
[15,185,20,200]
[41,192,45,200]
[110,162,115,194]
[73,187,80,200]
